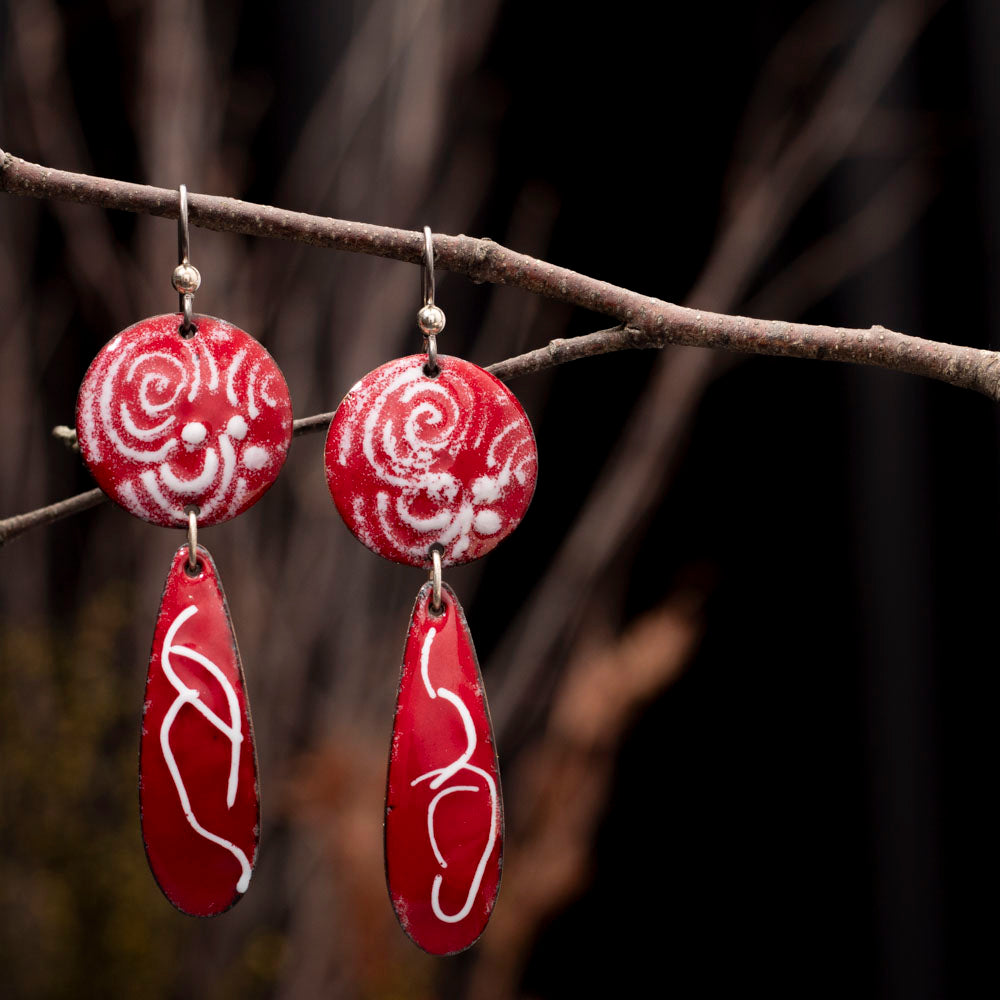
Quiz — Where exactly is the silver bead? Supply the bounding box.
[172,263,202,295]
[417,304,446,336]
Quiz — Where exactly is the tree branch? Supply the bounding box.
[3,149,998,401]
[0,327,634,547]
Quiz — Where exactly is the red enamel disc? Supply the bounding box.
[140,545,259,915]
[76,314,293,527]
[325,354,537,567]
[385,582,503,955]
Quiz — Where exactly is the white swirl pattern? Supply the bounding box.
[77,319,288,526]
[333,357,536,564]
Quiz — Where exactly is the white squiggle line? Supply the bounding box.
[118,480,149,519]
[120,402,175,441]
[258,375,278,407]
[420,628,438,699]
[486,423,518,469]
[436,504,475,562]
[408,624,499,924]
[247,362,260,419]
[100,350,179,462]
[427,786,478,868]
[159,605,251,893]
[361,368,427,488]
[223,476,250,521]
[126,353,187,415]
[197,435,236,519]
[81,383,101,462]
[411,761,499,924]
[225,348,247,407]
[205,348,219,391]
[159,448,219,494]
[396,496,453,535]
[375,493,425,559]
[140,469,184,521]
[427,687,476,790]
[185,339,201,403]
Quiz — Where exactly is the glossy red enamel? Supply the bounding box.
[385,582,503,954]
[76,313,292,527]
[325,354,537,567]
[140,545,259,915]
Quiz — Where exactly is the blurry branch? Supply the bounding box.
[0,325,635,547]
[2,144,997,402]
[466,587,705,1000]
[485,0,946,739]
[51,425,78,452]
[745,158,937,318]
[692,0,946,308]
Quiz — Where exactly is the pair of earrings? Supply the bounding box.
[74,192,538,956]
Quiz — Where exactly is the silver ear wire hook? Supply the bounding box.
[421,225,435,307]
[417,225,446,376]
[172,184,201,337]
[178,184,190,270]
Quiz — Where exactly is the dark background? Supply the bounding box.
[0,1,993,997]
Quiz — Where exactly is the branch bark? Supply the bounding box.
[3,149,998,401]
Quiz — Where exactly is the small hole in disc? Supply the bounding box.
[179,323,199,340]
[428,596,445,618]
[422,361,440,378]
[184,559,203,578]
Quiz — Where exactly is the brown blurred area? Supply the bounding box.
[0,1,995,997]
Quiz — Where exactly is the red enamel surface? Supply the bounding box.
[76,313,292,527]
[385,582,503,954]
[325,354,537,567]
[140,545,259,915]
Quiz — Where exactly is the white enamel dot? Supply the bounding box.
[181,422,208,447]
[242,446,268,470]
[226,415,248,440]
[473,509,501,535]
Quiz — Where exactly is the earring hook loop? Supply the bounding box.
[172,184,201,336]
[417,226,445,375]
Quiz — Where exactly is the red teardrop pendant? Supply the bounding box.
[139,544,260,915]
[385,582,503,955]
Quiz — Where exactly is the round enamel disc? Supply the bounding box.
[76,313,293,527]
[325,354,537,567]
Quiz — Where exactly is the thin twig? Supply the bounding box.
[1,148,996,401]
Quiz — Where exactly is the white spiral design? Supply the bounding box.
[335,357,536,563]
[77,320,286,525]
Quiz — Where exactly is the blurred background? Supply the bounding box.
[0,0,994,996]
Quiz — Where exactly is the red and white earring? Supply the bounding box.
[74,187,293,915]
[324,228,538,954]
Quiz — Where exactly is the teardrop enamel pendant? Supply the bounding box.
[139,545,259,915]
[385,582,503,955]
